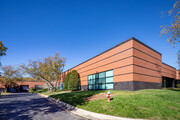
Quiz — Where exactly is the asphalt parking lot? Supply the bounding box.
[0,93,84,120]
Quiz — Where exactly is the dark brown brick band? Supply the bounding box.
[114,81,162,91]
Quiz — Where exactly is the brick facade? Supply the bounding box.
[60,37,180,91]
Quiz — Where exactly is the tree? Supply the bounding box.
[161,0,180,46]
[64,72,71,90]
[0,41,8,76]
[29,87,34,93]
[0,41,8,56]
[68,70,79,91]
[22,77,43,82]
[0,65,22,92]
[161,0,180,68]
[21,53,65,92]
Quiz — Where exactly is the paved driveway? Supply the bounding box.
[0,93,85,120]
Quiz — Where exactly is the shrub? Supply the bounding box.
[176,84,180,88]
[29,87,34,93]
[41,88,48,92]
[68,70,79,91]
[64,72,71,90]
[55,89,63,92]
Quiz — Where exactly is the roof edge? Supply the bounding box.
[64,37,162,72]
[162,62,176,70]
[131,37,162,55]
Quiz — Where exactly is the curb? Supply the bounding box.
[37,93,145,120]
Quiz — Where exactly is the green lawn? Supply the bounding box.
[50,89,180,120]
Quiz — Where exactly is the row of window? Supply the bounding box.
[88,70,113,90]
[35,85,43,90]
[88,70,113,80]
[88,77,113,84]
[88,83,113,90]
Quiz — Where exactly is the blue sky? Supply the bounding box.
[0,0,179,71]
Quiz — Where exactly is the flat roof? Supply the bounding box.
[162,62,176,69]
[64,37,165,72]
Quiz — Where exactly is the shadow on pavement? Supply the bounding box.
[0,93,66,120]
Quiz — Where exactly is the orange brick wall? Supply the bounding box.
[61,39,134,86]
[132,40,162,84]
[161,63,176,79]
[17,81,45,88]
[176,70,180,80]
[0,81,46,89]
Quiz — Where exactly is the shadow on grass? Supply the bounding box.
[35,90,44,93]
[110,98,113,100]
[50,90,105,106]
[166,88,180,92]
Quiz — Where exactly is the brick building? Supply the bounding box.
[60,37,180,91]
[17,81,46,91]
[0,81,46,92]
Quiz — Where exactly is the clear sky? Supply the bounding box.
[0,0,179,71]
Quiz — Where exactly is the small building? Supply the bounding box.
[60,37,180,91]
[0,81,46,92]
[17,81,46,92]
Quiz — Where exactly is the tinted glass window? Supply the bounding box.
[106,70,113,77]
[99,72,105,78]
[106,77,113,83]
[88,70,113,90]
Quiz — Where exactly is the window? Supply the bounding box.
[106,77,113,83]
[106,70,113,77]
[99,72,105,78]
[106,84,113,89]
[78,78,81,90]
[88,70,113,90]
[60,82,64,90]
[35,85,43,90]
